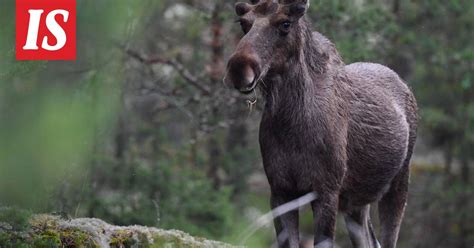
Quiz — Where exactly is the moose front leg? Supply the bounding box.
[311,194,339,248]
[271,194,300,248]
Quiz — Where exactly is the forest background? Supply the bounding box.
[0,0,473,247]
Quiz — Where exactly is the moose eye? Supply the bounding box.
[278,21,292,35]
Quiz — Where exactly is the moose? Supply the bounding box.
[225,0,418,247]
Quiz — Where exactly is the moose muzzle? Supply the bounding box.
[225,50,261,94]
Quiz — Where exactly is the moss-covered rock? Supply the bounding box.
[0,211,238,248]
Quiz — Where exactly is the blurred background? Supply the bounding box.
[0,0,473,247]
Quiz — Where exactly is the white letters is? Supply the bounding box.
[22,9,69,51]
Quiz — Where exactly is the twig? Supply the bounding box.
[238,192,318,245]
[121,46,211,95]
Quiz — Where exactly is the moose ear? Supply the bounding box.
[289,3,308,18]
[280,0,310,19]
[235,2,252,16]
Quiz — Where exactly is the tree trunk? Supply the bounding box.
[458,156,470,248]
[392,0,400,18]
[206,2,225,189]
[190,126,198,167]
[387,0,411,79]
[460,154,470,184]
[443,146,453,182]
[207,135,222,189]
[115,116,127,160]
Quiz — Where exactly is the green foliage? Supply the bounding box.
[0,0,143,210]
[65,147,236,239]
[402,171,474,247]
[402,0,474,161]
[0,207,32,232]
[0,232,31,248]
[308,0,397,62]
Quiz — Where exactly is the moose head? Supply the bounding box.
[225,0,311,94]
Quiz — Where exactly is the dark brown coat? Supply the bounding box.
[225,1,418,247]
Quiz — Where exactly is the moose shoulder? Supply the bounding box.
[225,1,418,248]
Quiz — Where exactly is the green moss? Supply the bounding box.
[1,213,234,248]
[32,230,61,248]
[0,207,32,231]
[57,228,98,248]
[136,232,151,248]
[30,227,99,248]
[29,214,60,231]
[0,214,98,248]
[110,230,139,248]
[0,231,31,248]
[0,232,17,248]
[151,234,188,248]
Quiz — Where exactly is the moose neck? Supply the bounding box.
[262,22,329,119]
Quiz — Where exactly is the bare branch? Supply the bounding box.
[166,58,212,95]
[122,46,212,95]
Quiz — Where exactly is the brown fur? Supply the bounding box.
[225,1,418,247]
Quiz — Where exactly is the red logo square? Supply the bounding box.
[16,0,76,60]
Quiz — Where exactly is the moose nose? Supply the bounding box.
[225,54,260,94]
[242,65,256,88]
